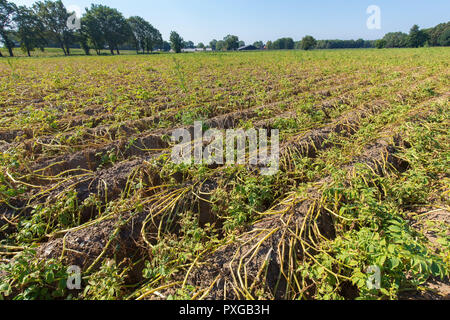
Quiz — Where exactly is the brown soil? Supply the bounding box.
[36,208,149,273]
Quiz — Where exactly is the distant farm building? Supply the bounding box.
[181,48,213,53]
[238,45,257,51]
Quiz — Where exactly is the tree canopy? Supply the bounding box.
[408,24,429,48]
[14,5,46,56]
[170,31,183,53]
[253,41,264,49]
[0,0,17,56]
[223,35,239,51]
[381,32,408,48]
[268,38,294,50]
[300,36,317,50]
[33,0,74,55]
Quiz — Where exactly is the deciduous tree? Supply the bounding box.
[83,4,131,55]
[408,25,429,48]
[170,31,183,53]
[223,35,239,51]
[33,0,74,55]
[438,27,450,46]
[253,41,264,49]
[300,36,316,50]
[209,39,217,51]
[14,5,47,57]
[0,0,17,57]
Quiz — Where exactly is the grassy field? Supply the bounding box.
[1,47,140,58]
[0,48,448,300]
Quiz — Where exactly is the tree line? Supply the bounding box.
[0,0,169,57]
[258,22,449,51]
[374,23,450,48]
[1,0,449,57]
[206,36,371,51]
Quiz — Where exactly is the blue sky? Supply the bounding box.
[11,0,450,44]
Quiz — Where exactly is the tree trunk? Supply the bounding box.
[110,48,114,55]
[60,43,67,56]
[0,31,13,57]
[27,49,31,57]
[66,46,70,56]
[116,48,120,55]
